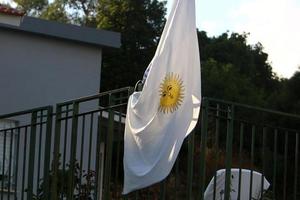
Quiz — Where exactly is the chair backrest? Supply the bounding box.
[204,169,270,200]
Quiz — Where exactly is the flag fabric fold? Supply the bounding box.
[123,0,201,194]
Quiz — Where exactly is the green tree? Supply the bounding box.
[11,0,283,105]
[201,58,265,105]
[63,0,98,26]
[269,68,300,113]
[198,31,280,106]
[14,0,48,16]
[40,0,69,23]
[13,0,70,23]
[96,0,167,91]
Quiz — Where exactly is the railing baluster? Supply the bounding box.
[147,187,151,200]
[95,111,103,200]
[27,111,38,200]
[187,131,195,199]
[175,157,179,200]
[62,105,69,198]
[238,123,244,200]
[36,111,43,195]
[67,102,79,200]
[283,132,288,200]
[261,127,266,199]
[224,105,234,200]
[160,179,166,200]
[273,129,278,199]
[199,98,209,200]
[249,125,256,200]
[294,132,299,200]
[43,107,53,200]
[79,115,85,190]
[52,105,62,200]
[14,128,20,200]
[21,127,28,200]
[115,110,123,190]
[213,104,220,200]
[7,129,13,200]
[88,113,94,172]
[103,95,115,200]
[1,130,7,200]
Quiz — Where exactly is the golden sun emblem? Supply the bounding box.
[159,73,184,113]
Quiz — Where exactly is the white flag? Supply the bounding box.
[123,0,201,194]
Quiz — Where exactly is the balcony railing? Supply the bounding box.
[0,87,298,200]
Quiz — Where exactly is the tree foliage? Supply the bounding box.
[14,0,48,16]
[39,0,69,23]
[11,0,300,111]
[198,31,281,106]
[96,0,167,90]
[269,69,300,113]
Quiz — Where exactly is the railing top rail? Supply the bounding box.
[0,90,299,123]
[204,97,300,120]
[0,106,52,120]
[57,87,133,106]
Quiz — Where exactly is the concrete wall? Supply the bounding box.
[0,29,102,115]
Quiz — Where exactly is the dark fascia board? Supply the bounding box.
[0,16,121,48]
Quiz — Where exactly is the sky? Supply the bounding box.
[1,0,299,78]
[161,0,300,78]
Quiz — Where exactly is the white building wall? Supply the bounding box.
[0,30,102,115]
[0,29,103,199]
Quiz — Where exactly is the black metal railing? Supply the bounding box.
[0,88,299,200]
[0,106,53,200]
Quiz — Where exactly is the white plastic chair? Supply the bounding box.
[204,169,270,200]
